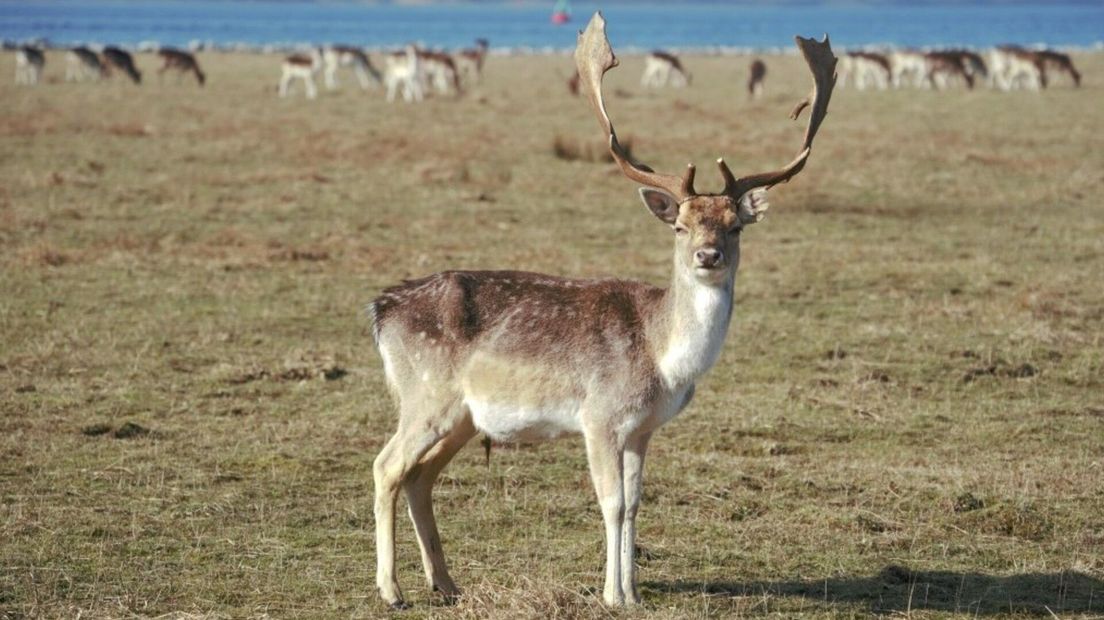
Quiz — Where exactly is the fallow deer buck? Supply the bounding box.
[368,12,836,608]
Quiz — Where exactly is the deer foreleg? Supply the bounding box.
[584,427,625,606]
[620,431,651,605]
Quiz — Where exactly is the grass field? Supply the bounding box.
[1,48,1103,619]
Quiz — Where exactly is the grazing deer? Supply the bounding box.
[279,49,322,99]
[14,46,45,85]
[839,51,890,90]
[945,49,988,83]
[455,38,489,85]
[416,48,462,96]
[66,47,105,82]
[102,46,142,84]
[925,51,975,90]
[1036,49,1081,87]
[368,12,836,609]
[157,48,205,86]
[383,45,424,103]
[641,50,690,88]
[889,49,928,88]
[322,45,382,91]
[990,46,1045,91]
[747,58,766,99]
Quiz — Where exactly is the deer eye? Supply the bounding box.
[674,225,688,235]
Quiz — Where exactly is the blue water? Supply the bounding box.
[2,1,1102,51]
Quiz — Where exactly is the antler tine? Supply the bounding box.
[576,13,694,201]
[723,35,837,199]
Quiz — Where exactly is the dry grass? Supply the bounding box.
[1,49,1103,619]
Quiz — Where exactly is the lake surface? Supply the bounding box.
[2,1,1102,52]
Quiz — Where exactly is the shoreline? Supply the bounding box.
[6,40,1104,57]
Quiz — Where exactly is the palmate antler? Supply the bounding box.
[575,12,837,202]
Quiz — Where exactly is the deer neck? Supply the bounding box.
[654,258,735,391]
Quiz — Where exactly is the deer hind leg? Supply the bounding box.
[374,397,464,607]
[584,426,625,606]
[403,414,476,601]
[278,70,292,97]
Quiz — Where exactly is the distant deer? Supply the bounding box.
[66,47,105,82]
[102,46,142,84]
[279,49,322,99]
[157,48,205,86]
[322,45,382,91]
[368,12,836,609]
[747,58,766,99]
[889,49,928,88]
[1036,49,1081,87]
[383,45,424,103]
[641,50,690,88]
[566,69,581,96]
[455,38,489,85]
[14,46,45,85]
[416,48,461,96]
[839,51,890,90]
[925,51,975,90]
[989,46,1039,90]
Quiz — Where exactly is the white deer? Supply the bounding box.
[65,47,104,82]
[889,49,929,88]
[367,12,837,609]
[278,49,322,99]
[640,50,690,88]
[322,45,381,91]
[383,45,424,103]
[838,51,890,90]
[15,46,45,85]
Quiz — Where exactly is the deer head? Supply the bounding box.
[575,12,836,284]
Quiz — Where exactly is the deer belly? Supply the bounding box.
[461,354,583,442]
[467,398,582,443]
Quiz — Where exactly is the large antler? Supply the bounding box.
[719,35,837,199]
[575,12,697,201]
[576,12,837,202]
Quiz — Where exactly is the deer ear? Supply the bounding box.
[639,188,680,225]
[736,188,770,225]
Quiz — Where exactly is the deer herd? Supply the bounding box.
[8,39,489,102]
[838,46,1081,91]
[12,36,1082,101]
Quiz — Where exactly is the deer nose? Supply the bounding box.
[694,248,724,268]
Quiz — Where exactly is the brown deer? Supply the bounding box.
[455,38,489,85]
[1035,49,1081,87]
[748,58,767,99]
[925,50,975,89]
[102,46,141,84]
[367,12,836,609]
[157,48,205,86]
